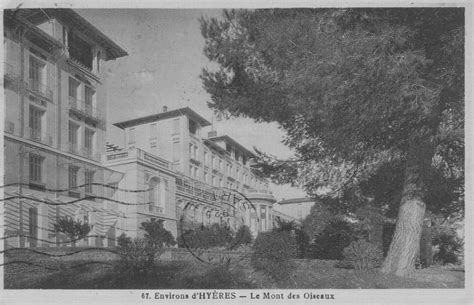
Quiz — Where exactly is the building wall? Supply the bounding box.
[3,11,123,248]
[274,201,315,221]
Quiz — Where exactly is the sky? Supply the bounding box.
[76,9,307,201]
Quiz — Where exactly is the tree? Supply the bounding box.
[301,202,333,241]
[53,216,92,246]
[200,8,464,275]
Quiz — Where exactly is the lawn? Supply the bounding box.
[3,249,464,289]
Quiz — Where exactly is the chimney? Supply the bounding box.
[163,106,168,112]
[208,130,217,138]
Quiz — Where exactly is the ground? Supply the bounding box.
[3,248,464,289]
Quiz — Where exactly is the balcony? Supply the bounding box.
[175,176,221,203]
[28,128,53,146]
[26,78,53,100]
[69,96,103,123]
[105,148,172,170]
[148,205,164,214]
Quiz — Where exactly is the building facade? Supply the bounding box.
[3,9,127,248]
[274,197,317,221]
[3,9,295,248]
[109,106,279,238]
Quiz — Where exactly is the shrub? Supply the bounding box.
[177,223,234,249]
[230,225,253,249]
[432,227,463,265]
[251,231,297,281]
[140,219,176,248]
[116,219,176,279]
[310,218,359,260]
[343,240,383,272]
[117,233,132,248]
[53,216,92,246]
[273,218,310,258]
[116,238,156,279]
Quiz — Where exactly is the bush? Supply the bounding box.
[177,223,234,249]
[310,218,359,260]
[230,225,253,249]
[432,227,463,265]
[251,231,297,281]
[273,218,310,258]
[117,233,132,248]
[116,219,176,280]
[116,238,156,279]
[343,240,383,272]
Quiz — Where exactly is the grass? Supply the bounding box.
[3,250,464,289]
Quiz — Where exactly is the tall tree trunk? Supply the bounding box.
[381,141,433,276]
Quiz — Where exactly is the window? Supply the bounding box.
[84,86,95,115]
[188,119,198,135]
[212,175,216,186]
[29,106,44,141]
[29,56,45,92]
[69,77,79,101]
[172,141,180,161]
[128,128,135,144]
[204,171,208,183]
[84,128,94,155]
[68,166,79,189]
[173,118,180,134]
[85,170,94,193]
[204,150,208,166]
[68,121,79,150]
[150,123,157,138]
[212,154,216,169]
[150,141,157,149]
[219,160,223,172]
[29,154,43,183]
[28,207,38,247]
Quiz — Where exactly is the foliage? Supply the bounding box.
[310,218,360,260]
[200,8,464,273]
[116,219,176,279]
[251,231,297,281]
[301,202,334,240]
[273,218,310,258]
[343,240,384,272]
[230,225,253,249]
[178,223,234,249]
[53,216,92,246]
[117,233,132,248]
[432,226,463,265]
[140,218,176,248]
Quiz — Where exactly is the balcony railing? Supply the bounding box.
[27,78,53,100]
[28,128,53,146]
[105,148,172,170]
[148,205,164,214]
[69,96,103,122]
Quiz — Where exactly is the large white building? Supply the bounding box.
[3,8,128,248]
[107,106,283,238]
[3,9,296,249]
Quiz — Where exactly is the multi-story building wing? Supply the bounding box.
[3,9,127,248]
[111,106,279,237]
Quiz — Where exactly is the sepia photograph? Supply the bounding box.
[0,1,470,304]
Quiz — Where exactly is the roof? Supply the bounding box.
[5,9,127,60]
[278,197,316,205]
[113,107,212,129]
[209,135,256,158]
